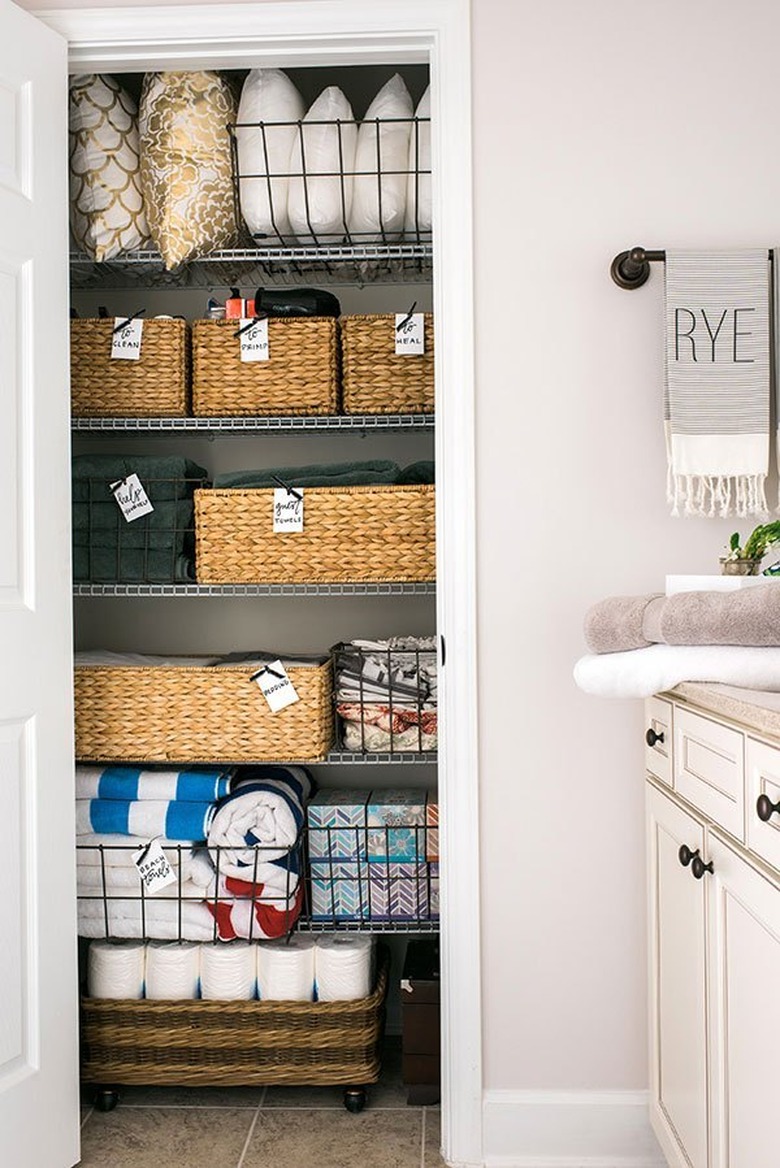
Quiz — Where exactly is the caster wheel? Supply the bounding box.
[94,1088,119,1112]
[343,1087,367,1113]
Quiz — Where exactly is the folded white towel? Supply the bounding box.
[200,942,256,1000]
[87,940,146,999]
[573,644,780,699]
[256,935,316,1001]
[314,934,373,1002]
[77,883,216,941]
[145,940,201,1000]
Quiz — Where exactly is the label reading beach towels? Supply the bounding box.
[133,838,177,894]
[110,473,154,523]
[239,317,269,362]
[111,316,143,360]
[252,660,300,713]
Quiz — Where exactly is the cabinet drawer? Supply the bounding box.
[745,739,780,873]
[674,708,744,839]
[644,697,673,786]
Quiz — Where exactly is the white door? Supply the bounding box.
[707,835,780,1168]
[0,3,79,1166]
[646,784,709,1168]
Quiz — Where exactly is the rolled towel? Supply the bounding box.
[76,765,234,803]
[145,941,201,1000]
[658,583,780,646]
[584,594,661,654]
[200,941,256,1000]
[256,935,316,1001]
[314,934,373,1002]
[206,767,310,878]
[87,940,146,999]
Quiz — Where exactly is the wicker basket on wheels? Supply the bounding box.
[81,946,389,1113]
[341,313,434,414]
[70,318,190,417]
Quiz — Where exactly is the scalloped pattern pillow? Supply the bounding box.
[139,71,238,270]
[69,74,150,262]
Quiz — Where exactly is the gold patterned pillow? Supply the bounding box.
[69,74,150,262]
[139,71,238,270]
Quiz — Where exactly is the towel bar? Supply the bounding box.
[610,246,774,290]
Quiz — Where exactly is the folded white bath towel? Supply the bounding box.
[574,643,780,699]
[77,882,216,941]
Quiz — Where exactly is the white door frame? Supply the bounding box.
[39,3,482,1163]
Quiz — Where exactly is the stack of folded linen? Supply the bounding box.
[334,637,438,752]
[574,582,780,697]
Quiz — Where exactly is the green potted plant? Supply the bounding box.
[720,522,780,575]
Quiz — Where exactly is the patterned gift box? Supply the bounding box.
[310,860,370,920]
[307,789,370,860]
[429,862,440,919]
[367,788,427,863]
[368,862,430,920]
[426,792,439,862]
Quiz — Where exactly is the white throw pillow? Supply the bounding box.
[405,85,432,238]
[288,87,357,244]
[69,74,150,262]
[348,74,413,243]
[235,69,305,244]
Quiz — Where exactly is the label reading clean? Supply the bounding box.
[273,486,304,532]
[252,660,300,713]
[239,317,270,363]
[111,317,144,360]
[133,838,177,894]
[111,473,154,523]
[395,312,425,356]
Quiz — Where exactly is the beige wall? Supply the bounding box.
[19,0,780,1094]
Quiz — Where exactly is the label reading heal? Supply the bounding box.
[111,317,144,360]
[252,659,300,713]
[110,473,154,523]
[132,838,177,894]
[395,312,425,356]
[239,317,270,363]
[273,487,304,532]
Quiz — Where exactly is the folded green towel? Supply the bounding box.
[213,460,401,490]
[73,548,196,584]
[396,461,435,485]
[72,456,207,506]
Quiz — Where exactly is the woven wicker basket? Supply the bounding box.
[71,319,190,417]
[192,318,339,416]
[74,659,333,763]
[80,947,388,1088]
[341,314,434,414]
[195,484,435,584]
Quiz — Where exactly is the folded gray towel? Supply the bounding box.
[584,594,661,653]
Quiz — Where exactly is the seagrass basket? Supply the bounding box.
[80,946,388,1088]
[195,484,435,584]
[74,659,333,763]
[341,313,434,414]
[70,319,190,416]
[191,317,339,416]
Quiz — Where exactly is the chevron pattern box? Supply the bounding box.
[429,862,440,918]
[367,788,427,863]
[426,793,439,861]
[369,862,430,920]
[310,860,370,921]
[307,788,371,860]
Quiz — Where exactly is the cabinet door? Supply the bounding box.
[707,836,780,1168]
[647,784,709,1168]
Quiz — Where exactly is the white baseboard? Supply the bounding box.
[482,1089,667,1168]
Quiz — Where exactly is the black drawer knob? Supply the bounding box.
[678,844,699,867]
[691,855,714,880]
[756,794,780,822]
[646,728,665,747]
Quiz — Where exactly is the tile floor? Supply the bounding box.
[78,1039,445,1168]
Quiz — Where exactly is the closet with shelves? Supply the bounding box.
[70,61,440,1113]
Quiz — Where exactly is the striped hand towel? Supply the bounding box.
[665,250,770,517]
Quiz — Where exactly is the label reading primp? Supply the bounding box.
[111,317,144,360]
[239,317,270,362]
[110,473,154,523]
[395,312,425,355]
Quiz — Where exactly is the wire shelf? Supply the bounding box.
[326,751,437,766]
[73,581,437,598]
[72,413,435,435]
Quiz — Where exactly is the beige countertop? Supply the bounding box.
[665,682,780,741]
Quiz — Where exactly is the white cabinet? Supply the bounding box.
[646,698,780,1168]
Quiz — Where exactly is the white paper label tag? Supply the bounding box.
[273,486,304,532]
[133,839,177,894]
[252,659,300,713]
[395,312,425,355]
[239,317,270,363]
[111,317,144,360]
[110,473,154,523]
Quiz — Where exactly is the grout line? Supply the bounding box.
[80,1106,94,1131]
[420,1108,426,1168]
[121,1103,260,1111]
[235,1102,262,1168]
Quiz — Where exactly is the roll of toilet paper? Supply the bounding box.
[144,940,201,1000]
[256,935,316,1001]
[200,942,256,1000]
[314,934,373,1002]
[87,940,146,999]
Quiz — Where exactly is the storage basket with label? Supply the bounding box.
[70,318,190,416]
[74,654,334,763]
[341,313,434,414]
[195,484,435,584]
[191,317,339,416]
